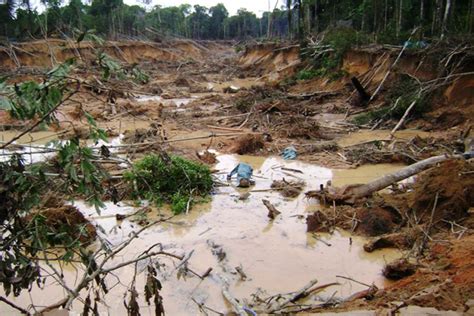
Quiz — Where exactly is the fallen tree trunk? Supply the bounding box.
[324,154,463,204]
[351,76,371,104]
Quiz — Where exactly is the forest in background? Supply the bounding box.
[1,0,473,42]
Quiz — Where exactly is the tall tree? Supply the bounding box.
[441,0,452,38]
[209,3,228,39]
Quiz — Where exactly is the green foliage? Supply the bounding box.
[300,27,362,80]
[170,192,189,214]
[0,43,145,304]
[130,66,150,84]
[296,69,319,80]
[387,74,430,118]
[98,52,125,80]
[1,0,472,41]
[234,45,244,53]
[56,138,107,211]
[96,50,149,84]
[7,60,73,123]
[124,154,213,214]
[353,75,430,126]
[235,99,252,113]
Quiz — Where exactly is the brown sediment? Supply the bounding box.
[25,205,96,243]
[0,38,473,315]
[229,134,265,155]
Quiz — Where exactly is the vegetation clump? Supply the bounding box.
[298,27,363,81]
[124,154,213,214]
[353,75,430,126]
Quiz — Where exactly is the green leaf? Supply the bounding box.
[77,31,87,43]
[84,112,97,127]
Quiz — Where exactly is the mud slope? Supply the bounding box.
[239,43,474,130]
[238,42,301,81]
[0,39,227,69]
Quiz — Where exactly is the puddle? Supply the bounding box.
[136,95,196,107]
[0,130,60,145]
[208,77,264,92]
[0,155,403,315]
[332,163,406,187]
[0,132,125,165]
[338,129,431,147]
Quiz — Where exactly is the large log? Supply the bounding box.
[351,76,371,104]
[327,154,463,204]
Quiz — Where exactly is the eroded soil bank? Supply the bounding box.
[0,38,473,315]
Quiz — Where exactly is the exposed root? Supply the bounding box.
[271,178,305,198]
[230,134,264,155]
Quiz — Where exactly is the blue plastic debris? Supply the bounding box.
[281,146,297,160]
[227,163,254,187]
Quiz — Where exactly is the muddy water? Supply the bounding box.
[0,155,404,315]
[136,95,196,107]
[338,129,431,147]
[333,163,406,187]
[0,130,60,145]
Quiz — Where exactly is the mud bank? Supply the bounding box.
[0,154,405,315]
[0,37,472,315]
[0,39,230,69]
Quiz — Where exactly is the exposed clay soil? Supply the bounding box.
[1,38,473,314]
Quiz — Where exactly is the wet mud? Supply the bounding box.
[0,39,472,315]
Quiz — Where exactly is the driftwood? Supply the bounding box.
[216,274,247,316]
[320,154,462,204]
[266,279,318,313]
[262,199,281,219]
[264,279,338,313]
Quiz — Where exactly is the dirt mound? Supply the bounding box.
[408,159,474,224]
[306,210,333,233]
[382,258,417,280]
[196,150,217,164]
[275,116,323,139]
[308,159,473,243]
[271,179,305,198]
[27,205,96,244]
[356,205,400,236]
[370,234,474,311]
[230,134,265,155]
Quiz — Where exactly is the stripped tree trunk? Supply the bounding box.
[470,0,474,34]
[419,0,424,27]
[397,0,403,38]
[441,0,452,38]
[329,154,462,204]
[314,0,319,32]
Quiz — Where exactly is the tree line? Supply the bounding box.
[0,0,473,42]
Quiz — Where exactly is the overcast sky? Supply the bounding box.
[123,0,280,17]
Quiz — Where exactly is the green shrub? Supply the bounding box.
[300,27,365,80]
[235,99,252,112]
[296,69,320,81]
[124,154,213,214]
[352,75,431,126]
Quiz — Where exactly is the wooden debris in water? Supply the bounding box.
[271,178,305,198]
[262,199,281,219]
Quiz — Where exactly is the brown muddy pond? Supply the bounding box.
[1,154,404,315]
